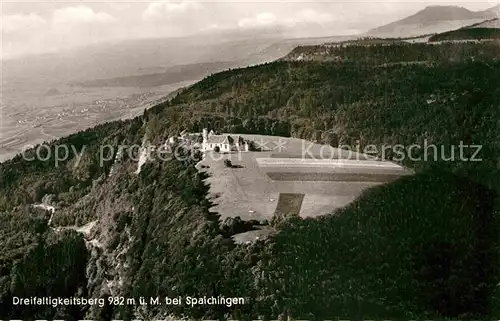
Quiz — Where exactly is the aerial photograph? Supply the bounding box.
[1,0,500,319]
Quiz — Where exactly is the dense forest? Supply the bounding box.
[429,28,500,42]
[281,41,500,62]
[0,41,499,320]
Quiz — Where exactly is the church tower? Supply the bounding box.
[202,128,208,144]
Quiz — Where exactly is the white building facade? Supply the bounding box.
[201,128,249,152]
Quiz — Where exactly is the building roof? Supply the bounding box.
[206,135,232,144]
[235,136,246,144]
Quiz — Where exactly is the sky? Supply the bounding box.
[1,0,499,59]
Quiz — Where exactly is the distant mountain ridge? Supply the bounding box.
[400,6,491,23]
[482,4,500,15]
[367,5,499,38]
[43,88,61,97]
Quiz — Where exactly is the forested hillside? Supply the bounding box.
[0,42,499,320]
[281,41,500,62]
[429,27,500,42]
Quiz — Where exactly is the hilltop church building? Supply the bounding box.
[201,129,249,153]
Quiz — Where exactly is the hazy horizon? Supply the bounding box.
[2,0,498,60]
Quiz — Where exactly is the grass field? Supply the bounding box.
[274,193,305,218]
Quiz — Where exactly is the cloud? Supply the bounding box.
[142,0,203,21]
[52,6,116,25]
[201,23,222,31]
[1,13,46,33]
[3,0,494,60]
[284,9,336,25]
[238,12,277,28]
[238,9,336,29]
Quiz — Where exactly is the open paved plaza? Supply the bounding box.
[197,134,412,224]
